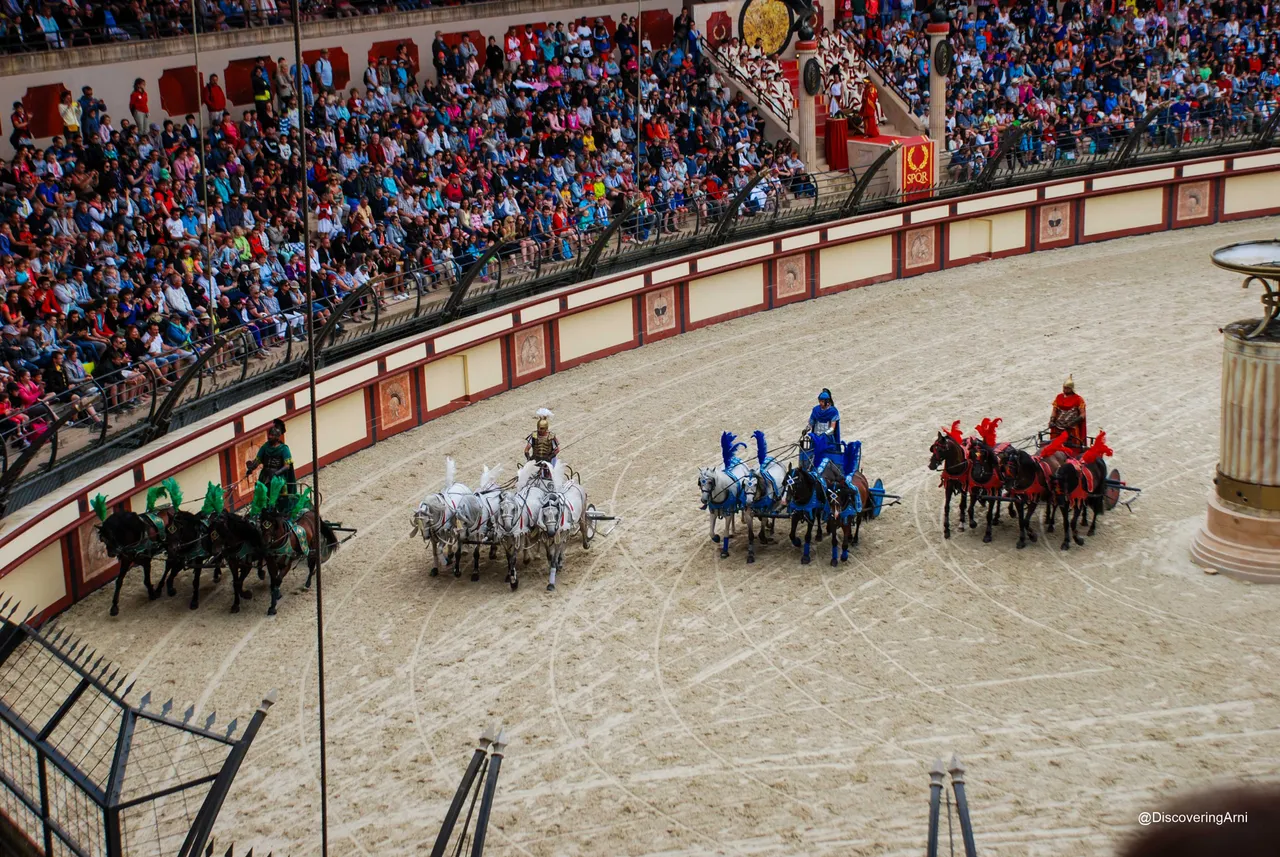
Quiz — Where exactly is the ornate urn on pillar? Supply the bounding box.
[1190,241,1280,580]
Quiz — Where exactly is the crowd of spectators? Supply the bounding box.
[0,10,816,453]
[827,0,1278,178]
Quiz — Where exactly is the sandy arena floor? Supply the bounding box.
[53,219,1280,856]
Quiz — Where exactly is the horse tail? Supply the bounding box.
[320,519,339,559]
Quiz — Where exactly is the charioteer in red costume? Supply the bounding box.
[1049,375,1087,448]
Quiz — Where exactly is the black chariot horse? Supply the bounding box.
[98,508,172,616]
[257,506,339,615]
[207,511,267,614]
[1050,455,1109,551]
[785,464,829,565]
[927,426,973,539]
[997,445,1069,549]
[966,440,1007,544]
[160,509,224,611]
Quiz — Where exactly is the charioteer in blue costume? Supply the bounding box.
[807,389,841,444]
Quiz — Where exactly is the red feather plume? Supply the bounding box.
[1037,432,1070,459]
[974,417,1002,447]
[1081,430,1113,464]
[943,420,964,444]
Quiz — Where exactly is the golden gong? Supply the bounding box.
[739,0,795,56]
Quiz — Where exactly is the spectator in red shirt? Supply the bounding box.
[128,78,149,134]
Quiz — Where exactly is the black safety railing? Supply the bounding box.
[1,112,1276,517]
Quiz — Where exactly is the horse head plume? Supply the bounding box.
[481,464,504,491]
[444,457,457,490]
[249,481,269,516]
[1081,431,1112,464]
[753,430,767,465]
[1037,431,1071,459]
[290,485,314,521]
[720,431,746,469]
[943,420,964,445]
[145,483,167,512]
[266,476,287,511]
[551,459,566,493]
[517,460,538,490]
[200,482,225,515]
[975,417,1002,447]
[161,477,183,510]
[91,493,109,523]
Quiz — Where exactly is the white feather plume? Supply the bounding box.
[535,407,554,419]
[551,459,566,493]
[517,460,537,490]
[481,464,504,490]
[444,457,456,490]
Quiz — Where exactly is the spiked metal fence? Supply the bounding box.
[0,605,273,857]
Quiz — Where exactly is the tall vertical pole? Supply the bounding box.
[191,3,213,273]
[948,754,978,857]
[635,0,642,188]
[926,758,945,857]
[290,4,328,857]
[926,3,950,186]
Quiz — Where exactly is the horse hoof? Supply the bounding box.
[470,573,480,582]
[790,537,802,547]
[257,569,266,580]
[453,570,461,578]
[841,553,849,562]
[1060,544,1070,552]
[983,534,992,543]
[1028,532,1038,543]
[510,579,519,591]
[747,555,755,564]
[109,605,119,617]
[546,583,556,592]
[147,590,159,601]
[429,568,439,577]
[1016,541,1026,550]
[830,559,838,567]
[189,602,198,611]
[231,604,240,614]
[711,534,721,543]
[241,590,253,600]
[268,607,278,616]
[719,550,729,559]
[801,556,811,566]
[1074,537,1085,546]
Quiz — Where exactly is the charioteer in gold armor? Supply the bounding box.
[525,408,559,478]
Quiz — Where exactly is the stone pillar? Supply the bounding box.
[796,38,819,171]
[926,21,949,185]
[1190,322,1280,580]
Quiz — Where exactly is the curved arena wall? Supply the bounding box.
[2,151,1279,620]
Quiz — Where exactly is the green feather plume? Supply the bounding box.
[266,476,286,511]
[145,484,168,512]
[91,494,109,522]
[249,481,268,516]
[200,482,225,515]
[290,486,313,521]
[161,477,183,510]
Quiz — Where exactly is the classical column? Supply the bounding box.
[796,37,819,171]
[926,4,950,185]
[1189,244,1280,581]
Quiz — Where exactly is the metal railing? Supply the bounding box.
[1,113,1276,517]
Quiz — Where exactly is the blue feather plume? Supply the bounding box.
[753,430,767,465]
[720,431,746,468]
[843,440,862,476]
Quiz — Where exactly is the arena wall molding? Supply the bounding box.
[3,150,1279,620]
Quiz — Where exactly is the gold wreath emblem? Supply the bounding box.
[906,144,930,173]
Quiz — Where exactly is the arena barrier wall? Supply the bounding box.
[3,150,1279,620]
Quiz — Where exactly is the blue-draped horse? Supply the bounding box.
[699,431,751,558]
[787,434,887,565]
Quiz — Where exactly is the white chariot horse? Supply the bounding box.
[537,460,589,591]
[699,431,751,558]
[411,458,483,577]
[512,461,553,587]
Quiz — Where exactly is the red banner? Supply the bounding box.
[902,140,935,201]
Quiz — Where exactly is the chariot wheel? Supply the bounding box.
[585,504,598,546]
[1104,468,1123,511]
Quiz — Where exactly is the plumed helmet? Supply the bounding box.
[818,388,833,404]
[535,407,553,433]
[268,417,286,439]
[1063,375,1075,391]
